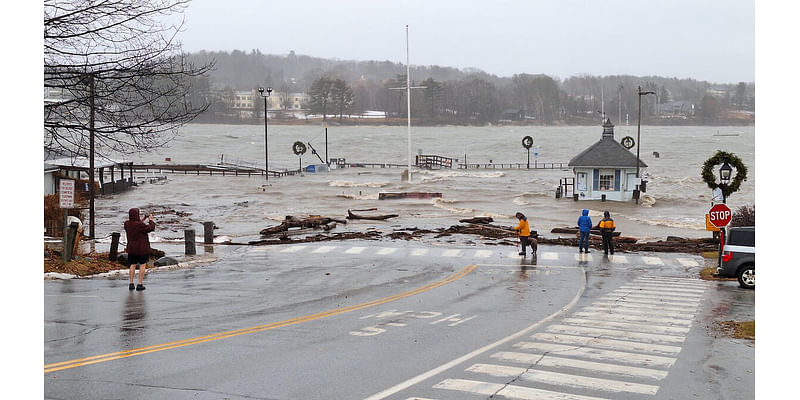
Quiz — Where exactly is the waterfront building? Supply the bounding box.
[568,118,647,202]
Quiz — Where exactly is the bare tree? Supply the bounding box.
[44,0,212,158]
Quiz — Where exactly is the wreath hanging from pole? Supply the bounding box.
[701,150,747,197]
[292,141,307,156]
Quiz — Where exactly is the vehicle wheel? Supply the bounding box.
[737,264,755,289]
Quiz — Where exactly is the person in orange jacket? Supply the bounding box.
[514,212,534,256]
[594,210,616,255]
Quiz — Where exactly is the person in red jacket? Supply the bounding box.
[124,208,155,291]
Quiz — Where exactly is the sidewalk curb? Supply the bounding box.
[43,255,219,280]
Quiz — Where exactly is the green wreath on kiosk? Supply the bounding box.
[701,150,747,198]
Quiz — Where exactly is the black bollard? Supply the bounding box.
[185,229,196,255]
[203,221,214,244]
[109,232,121,261]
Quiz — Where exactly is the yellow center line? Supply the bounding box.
[45,264,477,374]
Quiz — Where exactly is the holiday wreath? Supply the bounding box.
[701,150,747,197]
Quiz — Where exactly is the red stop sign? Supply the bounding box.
[709,204,732,228]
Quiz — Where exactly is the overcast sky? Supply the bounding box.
[178,0,755,84]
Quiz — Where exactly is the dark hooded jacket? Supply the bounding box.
[124,208,155,256]
[577,209,593,232]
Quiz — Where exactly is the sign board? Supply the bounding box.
[708,203,732,228]
[59,179,75,208]
[705,214,720,232]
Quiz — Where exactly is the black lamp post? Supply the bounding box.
[635,86,655,203]
[719,162,732,203]
[258,87,272,180]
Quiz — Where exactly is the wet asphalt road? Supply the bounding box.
[44,241,754,400]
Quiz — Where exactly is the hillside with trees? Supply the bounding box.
[185,50,754,126]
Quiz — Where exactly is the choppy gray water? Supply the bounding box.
[95,123,754,245]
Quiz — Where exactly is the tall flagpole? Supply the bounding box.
[406,25,412,183]
[389,25,425,183]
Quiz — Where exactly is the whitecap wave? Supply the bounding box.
[513,192,552,206]
[619,214,705,230]
[336,193,380,200]
[431,198,511,219]
[328,180,389,188]
[417,170,505,180]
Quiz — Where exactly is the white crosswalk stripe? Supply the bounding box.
[642,256,664,265]
[466,363,661,395]
[345,246,366,254]
[619,284,706,294]
[545,324,686,344]
[376,247,398,255]
[609,255,628,264]
[597,295,699,309]
[490,351,670,380]
[513,341,677,368]
[572,311,693,326]
[575,253,593,261]
[615,292,704,303]
[311,245,336,254]
[591,300,696,313]
[410,248,428,256]
[541,252,559,260]
[677,257,700,266]
[530,332,682,355]
[433,379,612,400]
[279,245,305,253]
[441,249,462,257]
[604,291,702,304]
[583,305,692,319]
[561,317,691,335]
[474,250,493,258]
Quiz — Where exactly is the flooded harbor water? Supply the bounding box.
[94,123,754,245]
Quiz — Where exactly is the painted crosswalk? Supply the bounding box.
[255,244,703,271]
[400,276,707,400]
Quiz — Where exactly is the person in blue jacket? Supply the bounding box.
[577,209,592,253]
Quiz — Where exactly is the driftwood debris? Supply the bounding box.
[246,218,721,254]
[259,215,346,236]
[551,227,621,237]
[459,216,494,224]
[347,210,399,220]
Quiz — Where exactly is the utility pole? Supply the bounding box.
[88,73,95,239]
[636,86,655,204]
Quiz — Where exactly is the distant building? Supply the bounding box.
[501,109,525,121]
[568,118,647,202]
[658,101,695,118]
[231,90,257,118]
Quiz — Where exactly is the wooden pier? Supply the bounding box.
[458,162,568,169]
[129,160,569,178]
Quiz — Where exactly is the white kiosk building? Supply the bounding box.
[568,118,647,202]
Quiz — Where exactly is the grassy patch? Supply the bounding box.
[719,320,755,340]
[700,266,736,281]
[45,253,129,276]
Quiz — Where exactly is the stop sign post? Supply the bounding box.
[709,203,733,270]
[709,204,732,228]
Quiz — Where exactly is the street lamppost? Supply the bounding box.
[719,162,732,203]
[258,87,272,181]
[635,86,655,203]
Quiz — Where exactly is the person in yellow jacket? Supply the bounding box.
[514,212,536,256]
[594,210,616,255]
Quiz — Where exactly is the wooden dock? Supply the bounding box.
[129,160,569,178]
